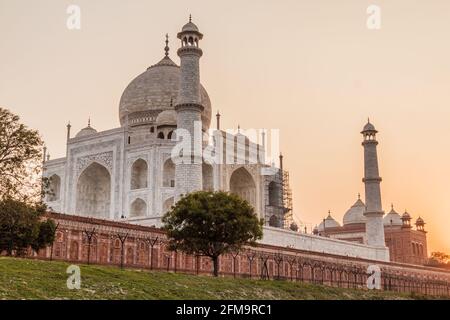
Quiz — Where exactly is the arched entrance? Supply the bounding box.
[202,163,213,191]
[268,181,281,207]
[130,198,147,217]
[47,174,61,201]
[163,159,175,187]
[229,167,256,208]
[76,162,111,218]
[130,159,148,190]
[163,197,174,214]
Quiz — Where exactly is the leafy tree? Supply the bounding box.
[428,252,450,266]
[162,191,263,277]
[32,219,57,253]
[0,107,44,203]
[0,197,55,256]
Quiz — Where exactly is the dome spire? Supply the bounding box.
[164,33,170,57]
[189,14,192,23]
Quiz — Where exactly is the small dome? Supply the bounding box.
[75,125,97,138]
[156,110,177,126]
[313,225,319,234]
[182,21,199,33]
[383,205,402,226]
[402,211,411,220]
[343,196,366,226]
[290,222,299,232]
[318,212,341,231]
[416,216,425,225]
[362,120,377,132]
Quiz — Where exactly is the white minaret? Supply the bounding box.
[361,120,386,247]
[174,16,204,200]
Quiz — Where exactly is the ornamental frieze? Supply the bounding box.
[76,151,113,176]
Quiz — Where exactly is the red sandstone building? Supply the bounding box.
[313,197,428,266]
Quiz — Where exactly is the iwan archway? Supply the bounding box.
[229,167,256,209]
[76,162,111,218]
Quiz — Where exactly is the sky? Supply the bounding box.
[1,0,450,253]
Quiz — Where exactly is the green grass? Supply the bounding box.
[0,257,440,300]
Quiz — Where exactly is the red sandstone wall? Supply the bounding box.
[31,213,450,296]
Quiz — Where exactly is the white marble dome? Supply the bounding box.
[119,56,211,130]
[343,197,366,226]
[182,21,200,33]
[318,212,341,231]
[383,206,403,226]
[156,109,177,126]
[75,125,97,138]
[362,121,376,132]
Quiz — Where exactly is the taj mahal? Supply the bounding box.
[41,17,426,264]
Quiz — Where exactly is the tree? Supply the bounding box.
[428,252,450,267]
[0,107,44,203]
[162,191,263,277]
[0,198,55,256]
[32,219,57,254]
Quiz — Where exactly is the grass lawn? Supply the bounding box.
[0,257,440,300]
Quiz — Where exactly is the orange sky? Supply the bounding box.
[1,0,450,253]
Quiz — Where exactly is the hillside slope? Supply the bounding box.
[0,257,435,300]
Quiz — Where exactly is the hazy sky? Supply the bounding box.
[1,0,450,253]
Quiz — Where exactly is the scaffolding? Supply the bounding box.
[282,170,294,230]
[264,168,294,230]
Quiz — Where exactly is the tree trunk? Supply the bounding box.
[212,256,219,277]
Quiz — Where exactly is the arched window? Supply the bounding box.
[126,247,134,265]
[76,162,111,218]
[130,159,148,190]
[202,163,213,191]
[269,215,279,227]
[229,167,256,208]
[268,181,281,207]
[70,241,79,261]
[47,174,61,202]
[163,159,175,187]
[158,132,165,139]
[163,197,174,213]
[130,198,147,217]
[167,131,174,140]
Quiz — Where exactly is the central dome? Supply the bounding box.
[119,56,211,130]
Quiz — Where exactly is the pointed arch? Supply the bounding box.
[230,167,256,208]
[163,158,175,187]
[163,197,174,213]
[131,159,148,190]
[130,198,147,217]
[76,162,111,218]
[202,163,214,191]
[269,215,280,227]
[70,241,79,261]
[268,181,281,207]
[47,174,61,201]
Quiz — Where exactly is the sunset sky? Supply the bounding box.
[1,0,450,253]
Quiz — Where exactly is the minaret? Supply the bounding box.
[216,111,221,130]
[361,120,386,247]
[174,16,204,199]
[66,122,71,141]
